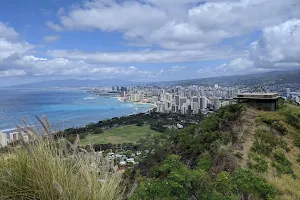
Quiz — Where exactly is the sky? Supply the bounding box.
[0,0,299,86]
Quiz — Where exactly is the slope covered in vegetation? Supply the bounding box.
[126,102,300,200]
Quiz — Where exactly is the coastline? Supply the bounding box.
[113,96,157,112]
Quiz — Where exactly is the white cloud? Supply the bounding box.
[217,19,300,74]
[0,69,26,77]
[46,21,63,32]
[0,22,19,40]
[47,0,300,49]
[249,19,300,65]
[171,66,186,72]
[0,38,34,61]
[44,35,61,43]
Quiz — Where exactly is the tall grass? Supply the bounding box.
[0,117,124,200]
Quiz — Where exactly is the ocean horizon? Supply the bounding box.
[0,88,154,132]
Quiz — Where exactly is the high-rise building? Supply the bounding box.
[151,96,159,104]
[180,97,187,107]
[0,132,7,147]
[121,87,127,92]
[287,88,291,97]
[191,96,200,114]
[120,91,126,97]
[175,95,180,106]
[181,103,188,114]
[200,97,207,110]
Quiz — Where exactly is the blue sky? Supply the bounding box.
[0,0,299,86]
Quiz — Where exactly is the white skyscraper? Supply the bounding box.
[287,88,291,97]
[0,132,7,147]
[181,103,188,114]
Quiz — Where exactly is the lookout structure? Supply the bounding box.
[234,86,280,111]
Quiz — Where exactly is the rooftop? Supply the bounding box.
[235,92,280,100]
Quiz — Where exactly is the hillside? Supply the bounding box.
[126,103,300,200]
[163,69,300,86]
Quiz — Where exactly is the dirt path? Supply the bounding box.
[234,108,259,168]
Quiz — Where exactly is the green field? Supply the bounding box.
[81,125,159,145]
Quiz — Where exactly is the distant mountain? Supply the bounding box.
[9,79,133,88]
[159,69,300,86]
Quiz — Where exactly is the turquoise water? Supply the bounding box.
[0,88,153,131]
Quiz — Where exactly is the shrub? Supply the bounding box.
[285,112,300,129]
[252,128,289,156]
[296,155,300,164]
[294,134,300,148]
[271,121,288,135]
[272,151,294,176]
[93,127,104,134]
[197,154,213,171]
[136,121,144,126]
[232,169,277,199]
[248,153,268,173]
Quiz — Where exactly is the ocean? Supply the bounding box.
[0,88,153,132]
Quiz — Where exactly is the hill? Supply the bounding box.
[162,69,300,86]
[7,79,133,88]
[126,102,300,200]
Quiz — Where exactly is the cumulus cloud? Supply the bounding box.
[249,19,300,65]
[0,38,34,61]
[46,21,63,32]
[0,69,26,77]
[47,0,300,49]
[218,19,300,74]
[0,22,19,40]
[44,35,61,43]
[0,21,154,80]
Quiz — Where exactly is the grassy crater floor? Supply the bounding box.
[81,125,159,145]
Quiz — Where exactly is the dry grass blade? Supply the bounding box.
[20,118,28,126]
[16,125,33,156]
[35,116,52,139]
[43,115,52,132]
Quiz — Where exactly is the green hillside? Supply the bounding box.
[126,103,300,200]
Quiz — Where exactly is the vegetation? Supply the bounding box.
[56,111,204,142]
[80,125,160,146]
[0,118,124,200]
[3,101,300,199]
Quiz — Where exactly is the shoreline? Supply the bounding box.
[0,92,156,133]
[113,96,157,111]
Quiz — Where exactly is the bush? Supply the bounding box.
[285,112,300,129]
[272,151,294,176]
[93,127,104,134]
[233,169,277,199]
[136,121,144,126]
[252,128,288,156]
[248,153,268,173]
[294,134,300,148]
[197,154,213,171]
[271,121,288,135]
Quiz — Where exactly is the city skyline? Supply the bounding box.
[0,0,300,86]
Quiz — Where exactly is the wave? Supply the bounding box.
[83,96,95,100]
